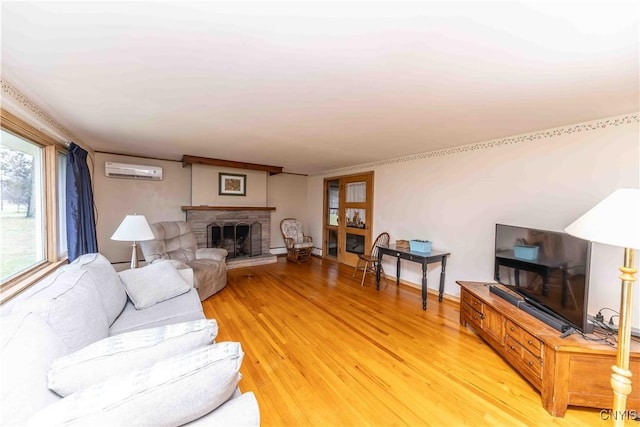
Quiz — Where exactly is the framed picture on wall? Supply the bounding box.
[219,172,247,196]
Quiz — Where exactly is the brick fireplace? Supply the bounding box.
[182,206,277,268]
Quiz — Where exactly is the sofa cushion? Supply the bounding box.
[12,269,110,352]
[294,242,314,249]
[109,288,205,335]
[29,342,244,427]
[0,312,67,426]
[184,392,260,426]
[49,318,219,396]
[119,260,191,310]
[65,253,127,325]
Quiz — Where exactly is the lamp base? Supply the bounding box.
[130,242,139,269]
[610,247,636,427]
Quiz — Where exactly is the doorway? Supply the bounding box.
[323,172,374,267]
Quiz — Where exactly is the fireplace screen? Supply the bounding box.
[206,222,262,258]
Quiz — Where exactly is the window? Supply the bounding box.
[0,131,45,281]
[327,179,339,226]
[0,109,68,301]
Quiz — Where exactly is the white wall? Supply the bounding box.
[267,173,308,251]
[192,165,308,251]
[94,153,191,264]
[191,164,267,206]
[307,114,640,328]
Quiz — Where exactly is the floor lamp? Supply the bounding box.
[111,214,155,269]
[565,188,640,426]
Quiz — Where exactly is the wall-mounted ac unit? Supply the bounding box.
[105,162,163,181]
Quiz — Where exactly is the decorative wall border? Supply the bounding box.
[315,113,639,176]
[1,78,82,146]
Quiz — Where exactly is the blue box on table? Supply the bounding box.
[410,240,432,253]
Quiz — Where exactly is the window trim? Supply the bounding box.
[1,108,68,303]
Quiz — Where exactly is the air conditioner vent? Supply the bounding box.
[105,162,163,181]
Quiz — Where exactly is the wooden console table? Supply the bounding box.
[458,281,640,417]
[376,246,450,310]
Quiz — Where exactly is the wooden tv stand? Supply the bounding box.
[457,281,640,417]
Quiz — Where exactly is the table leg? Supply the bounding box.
[542,270,549,296]
[422,261,428,310]
[438,255,447,302]
[376,252,382,291]
[396,256,401,286]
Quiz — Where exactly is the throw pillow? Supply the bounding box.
[65,253,128,326]
[11,269,110,352]
[119,260,191,309]
[29,342,244,427]
[48,318,218,396]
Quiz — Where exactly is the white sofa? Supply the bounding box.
[0,253,259,426]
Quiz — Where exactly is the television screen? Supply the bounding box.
[494,224,591,332]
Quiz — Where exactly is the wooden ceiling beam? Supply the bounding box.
[181,154,283,174]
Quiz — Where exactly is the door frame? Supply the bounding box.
[322,171,374,267]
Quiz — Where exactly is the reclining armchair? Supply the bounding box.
[139,221,228,301]
[280,218,313,263]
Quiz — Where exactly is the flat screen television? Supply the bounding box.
[494,224,592,333]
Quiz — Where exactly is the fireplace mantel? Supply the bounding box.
[181,206,276,211]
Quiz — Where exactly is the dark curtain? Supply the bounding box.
[66,142,98,262]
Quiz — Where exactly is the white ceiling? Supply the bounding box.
[1,2,638,174]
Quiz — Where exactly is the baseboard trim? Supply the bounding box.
[382,276,460,304]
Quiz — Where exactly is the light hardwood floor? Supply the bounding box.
[202,257,605,426]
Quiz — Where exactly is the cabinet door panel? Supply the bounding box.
[483,304,503,343]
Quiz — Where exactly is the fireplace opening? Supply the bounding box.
[207,221,262,259]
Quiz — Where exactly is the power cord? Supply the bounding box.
[580,327,618,347]
[595,307,620,326]
[582,307,622,347]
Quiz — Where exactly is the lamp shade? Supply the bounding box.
[564,188,640,249]
[111,215,155,242]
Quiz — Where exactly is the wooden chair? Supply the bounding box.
[280,218,313,263]
[353,232,390,286]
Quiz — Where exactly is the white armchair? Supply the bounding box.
[139,221,228,300]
